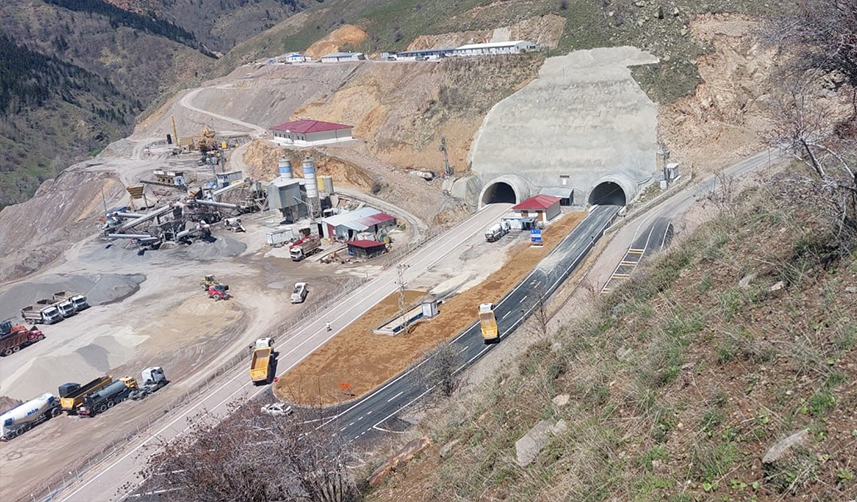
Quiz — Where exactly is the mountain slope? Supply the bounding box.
[367,183,857,502]
[0,34,136,208]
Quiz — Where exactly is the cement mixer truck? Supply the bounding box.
[0,393,61,440]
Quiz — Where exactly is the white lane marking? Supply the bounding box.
[340,426,347,432]
[357,416,363,421]
[521,295,528,303]
[386,391,403,403]
[457,345,468,355]
[501,311,512,320]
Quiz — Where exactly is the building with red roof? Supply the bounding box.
[511,195,561,223]
[346,239,388,259]
[270,119,354,147]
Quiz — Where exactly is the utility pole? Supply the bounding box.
[396,264,410,333]
[439,136,452,177]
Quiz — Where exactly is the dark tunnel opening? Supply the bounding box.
[481,182,517,205]
[588,181,627,206]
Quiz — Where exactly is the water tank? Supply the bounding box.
[278,158,293,179]
[302,156,318,200]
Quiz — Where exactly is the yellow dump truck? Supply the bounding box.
[250,338,274,385]
[479,303,499,344]
[58,375,113,413]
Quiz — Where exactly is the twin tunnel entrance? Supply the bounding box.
[480,180,627,207]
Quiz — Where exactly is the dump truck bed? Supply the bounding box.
[250,348,272,382]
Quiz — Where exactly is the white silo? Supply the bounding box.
[278,157,293,179]
[302,155,320,218]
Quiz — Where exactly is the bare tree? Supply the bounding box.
[138,401,359,502]
[418,341,461,398]
[764,76,857,250]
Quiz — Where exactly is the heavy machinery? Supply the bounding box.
[59,375,113,413]
[479,303,499,344]
[0,319,45,356]
[78,378,138,417]
[224,217,245,232]
[289,235,321,261]
[485,221,511,242]
[208,283,230,301]
[201,275,219,290]
[130,367,168,400]
[0,393,61,440]
[250,338,275,385]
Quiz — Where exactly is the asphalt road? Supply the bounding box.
[324,205,620,441]
[601,216,673,293]
[55,203,510,502]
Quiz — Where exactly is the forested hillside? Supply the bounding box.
[0,34,136,208]
[0,0,309,208]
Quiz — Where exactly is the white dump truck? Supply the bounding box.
[21,303,62,325]
[0,393,61,440]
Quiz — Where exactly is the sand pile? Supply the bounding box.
[304,24,368,60]
[0,273,146,320]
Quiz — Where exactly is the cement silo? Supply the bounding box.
[278,157,293,179]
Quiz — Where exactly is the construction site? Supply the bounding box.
[0,10,784,499]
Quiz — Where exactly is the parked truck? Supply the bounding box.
[485,221,511,242]
[59,375,113,413]
[479,303,499,344]
[21,303,62,325]
[289,236,321,261]
[250,338,275,385]
[129,367,168,400]
[266,228,294,247]
[0,319,45,356]
[78,378,138,416]
[0,393,61,440]
[51,292,79,318]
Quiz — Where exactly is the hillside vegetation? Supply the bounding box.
[366,181,857,502]
[0,34,137,208]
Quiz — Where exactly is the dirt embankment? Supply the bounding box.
[408,13,567,51]
[304,24,369,60]
[276,212,585,405]
[659,14,778,173]
[295,55,543,175]
[241,139,377,190]
[0,168,125,283]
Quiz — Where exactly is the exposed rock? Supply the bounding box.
[616,346,633,361]
[552,394,570,407]
[516,420,553,467]
[845,286,857,294]
[515,419,567,467]
[550,342,562,352]
[739,273,757,289]
[368,436,431,487]
[440,439,460,459]
[763,429,809,464]
[770,281,786,292]
[550,419,568,435]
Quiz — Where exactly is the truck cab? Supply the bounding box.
[56,301,76,318]
[479,303,499,344]
[42,306,62,324]
[290,282,308,304]
[71,295,89,311]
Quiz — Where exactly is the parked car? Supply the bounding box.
[291,282,308,304]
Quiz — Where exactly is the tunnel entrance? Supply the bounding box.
[481,181,517,205]
[589,181,627,206]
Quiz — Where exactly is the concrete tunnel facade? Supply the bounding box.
[466,47,659,209]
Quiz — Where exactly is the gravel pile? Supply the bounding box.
[0,273,146,320]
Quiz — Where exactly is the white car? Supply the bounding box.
[261,402,292,416]
[290,282,308,304]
